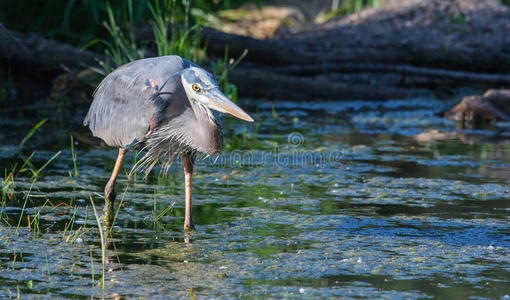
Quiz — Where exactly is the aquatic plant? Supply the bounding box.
[90,196,106,288]
[211,47,247,104]
[70,136,79,177]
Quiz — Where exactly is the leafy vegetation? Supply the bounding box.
[92,0,246,97]
[211,48,248,103]
[94,1,147,74]
[148,0,206,64]
[0,0,258,47]
[317,0,380,23]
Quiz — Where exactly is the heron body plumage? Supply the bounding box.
[84,55,223,174]
[84,55,253,230]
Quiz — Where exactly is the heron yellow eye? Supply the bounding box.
[192,84,201,92]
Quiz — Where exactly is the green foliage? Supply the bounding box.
[0,0,253,47]
[0,120,58,209]
[317,0,380,23]
[0,87,7,102]
[91,0,147,74]
[89,196,106,288]
[449,12,468,24]
[0,0,145,47]
[98,0,245,99]
[1,0,253,103]
[94,0,207,73]
[211,47,247,103]
[70,136,79,177]
[498,0,510,6]
[19,119,47,148]
[148,0,206,64]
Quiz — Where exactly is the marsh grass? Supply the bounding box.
[211,48,247,104]
[19,119,47,148]
[1,171,15,224]
[15,180,35,234]
[93,0,207,74]
[70,136,79,177]
[155,200,176,222]
[28,199,50,239]
[96,0,244,101]
[61,205,88,244]
[0,120,54,228]
[0,123,87,250]
[30,151,62,180]
[148,0,206,64]
[318,0,380,22]
[90,196,106,288]
[1,123,116,293]
[93,0,147,74]
[152,194,176,231]
[1,0,255,47]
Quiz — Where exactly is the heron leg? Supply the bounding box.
[183,153,195,231]
[103,148,126,227]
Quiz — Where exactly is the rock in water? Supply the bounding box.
[445,89,510,128]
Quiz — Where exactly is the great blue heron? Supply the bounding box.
[84,55,253,230]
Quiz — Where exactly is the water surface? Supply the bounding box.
[1,97,510,298]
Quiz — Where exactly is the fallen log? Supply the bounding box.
[0,23,427,100]
[263,63,510,85]
[203,0,510,73]
[0,23,101,72]
[3,0,510,101]
[228,67,426,100]
[135,0,510,88]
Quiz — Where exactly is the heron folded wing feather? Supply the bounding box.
[85,70,155,147]
[84,55,193,148]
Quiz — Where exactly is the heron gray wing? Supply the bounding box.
[84,55,194,147]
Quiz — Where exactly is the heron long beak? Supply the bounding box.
[206,89,254,122]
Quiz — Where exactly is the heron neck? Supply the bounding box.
[188,99,223,155]
[191,100,217,124]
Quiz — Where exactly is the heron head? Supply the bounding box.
[181,67,254,122]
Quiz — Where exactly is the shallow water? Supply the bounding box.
[1,97,510,298]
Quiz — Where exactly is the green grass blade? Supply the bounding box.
[19,119,47,147]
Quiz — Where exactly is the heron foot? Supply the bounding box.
[101,200,115,229]
[184,220,195,231]
[184,231,192,244]
[101,183,116,229]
